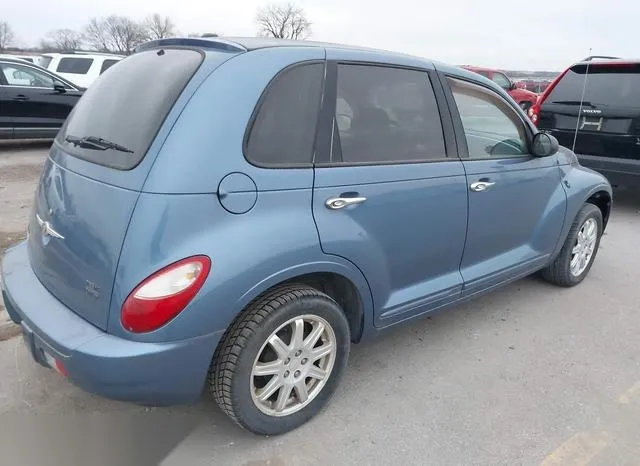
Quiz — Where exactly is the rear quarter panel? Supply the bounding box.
[110,46,375,343]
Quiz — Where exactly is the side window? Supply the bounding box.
[492,72,512,90]
[447,77,529,158]
[56,58,93,74]
[1,63,54,88]
[245,63,324,166]
[332,64,446,164]
[100,59,119,75]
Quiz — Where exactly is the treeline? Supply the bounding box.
[0,2,311,55]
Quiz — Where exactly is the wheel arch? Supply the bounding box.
[229,261,374,344]
[585,189,612,231]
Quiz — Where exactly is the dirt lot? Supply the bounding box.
[0,141,48,255]
[0,142,640,466]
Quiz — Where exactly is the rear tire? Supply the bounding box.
[209,284,350,436]
[542,203,603,287]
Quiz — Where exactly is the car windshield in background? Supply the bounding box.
[547,63,640,108]
[56,48,204,170]
[57,57,94,74]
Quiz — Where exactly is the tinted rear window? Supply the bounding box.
[546,63,640,108]
[57,57,94,74]
[57,49,203,170]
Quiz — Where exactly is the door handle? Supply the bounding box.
[470,180,495,192]
[12,95,29,101]
[325,196,367,210]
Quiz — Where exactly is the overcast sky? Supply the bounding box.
[4,0,637,70]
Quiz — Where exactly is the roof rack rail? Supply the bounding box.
[582,55,620,61]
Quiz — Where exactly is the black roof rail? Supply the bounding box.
[582,55,620,61]
[134,37,246,54]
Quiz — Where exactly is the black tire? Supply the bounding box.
[209,284,350,436]
[542,203,603,287]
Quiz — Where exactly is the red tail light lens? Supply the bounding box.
[121,256,211,333]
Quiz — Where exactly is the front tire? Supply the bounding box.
[542,203,603,287]
[209,284,350,436]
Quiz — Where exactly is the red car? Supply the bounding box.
[461,65,539,111]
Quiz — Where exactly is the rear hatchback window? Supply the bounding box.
[57,57,94,74]
[57,48,203,170]
[546,63,640,108]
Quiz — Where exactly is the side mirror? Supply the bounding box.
[532,132,559,157]
[510,82,518,90]
[53,81,66,93]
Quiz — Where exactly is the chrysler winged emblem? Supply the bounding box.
[36,214,64,240]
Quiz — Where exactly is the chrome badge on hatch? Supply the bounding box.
[36,214,64,240]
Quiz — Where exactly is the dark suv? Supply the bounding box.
[530,58,640,188]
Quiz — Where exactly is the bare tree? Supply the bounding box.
[43,29,83,51]
[256,3,311,40]
[0,21,16,52]
[84,18,111,52]
[143,14,177,40]
[84,16,145,55]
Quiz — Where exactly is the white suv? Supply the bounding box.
[39,52,124,88]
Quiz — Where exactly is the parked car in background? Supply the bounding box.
[39,51,124,88]
[0,53,39,64]
[1,37,612,438]
[461,65,539,110]
[530,57,640,188]
[0,57,84,140]
[516,78,552,94]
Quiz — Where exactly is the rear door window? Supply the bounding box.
[332,64,446,164]
[56,49,204,170]
[546,63,640,108]
[56,57,94,74]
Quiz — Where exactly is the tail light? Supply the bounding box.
[529,66,571,127]
[121,256,211,333]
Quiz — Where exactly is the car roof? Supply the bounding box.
[136,36,432,63]
[133,36,508,94]
[41,51,124,59]
[572,57,640,66]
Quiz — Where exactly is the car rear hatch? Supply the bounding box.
[26,46,231,330]
[538,62,640,160]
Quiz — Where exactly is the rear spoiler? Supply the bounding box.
[134,37,246,54]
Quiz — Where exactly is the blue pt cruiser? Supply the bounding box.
[1,37,612,435]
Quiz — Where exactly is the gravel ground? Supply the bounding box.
[0,143,639,466]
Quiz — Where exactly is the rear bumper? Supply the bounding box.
[576,154,640,188]
[1,242,222,406]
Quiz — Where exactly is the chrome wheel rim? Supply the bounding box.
[250,314,337,417]
[570,218,598,277]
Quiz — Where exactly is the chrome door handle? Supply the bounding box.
[470,181,495,192]
[325,196,367,210]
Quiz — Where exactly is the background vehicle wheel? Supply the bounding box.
[542,203,603,287]
[520,101,532,112]
[209,284,350,436]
